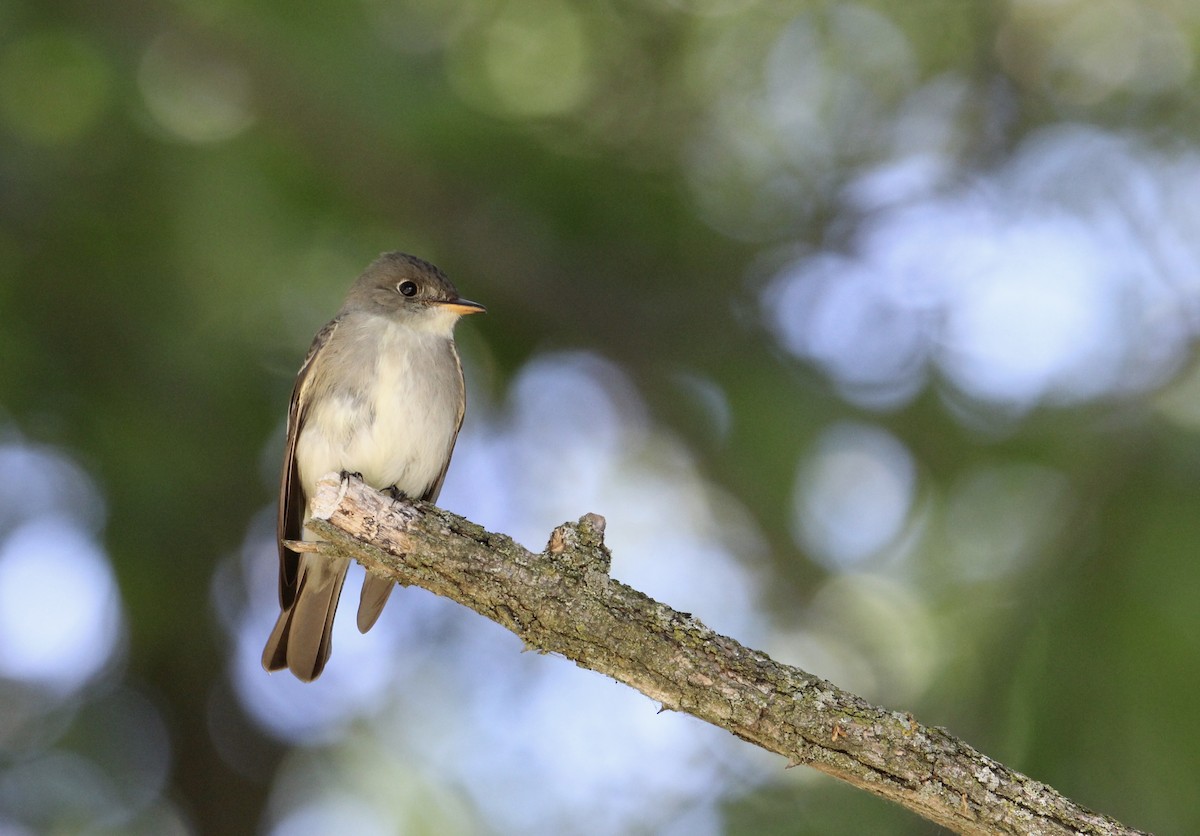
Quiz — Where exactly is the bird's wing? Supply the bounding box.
[422,343,467,505]
[277,316,340,610]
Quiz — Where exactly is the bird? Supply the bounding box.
[262,251,484,681]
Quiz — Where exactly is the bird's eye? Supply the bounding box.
[397,280,418,297]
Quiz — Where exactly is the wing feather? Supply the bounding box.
[277,317,340,609]
[422,342,467,505]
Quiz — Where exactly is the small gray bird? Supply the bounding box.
[262,252,484,681]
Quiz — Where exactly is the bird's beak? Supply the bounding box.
[440,297,486,315]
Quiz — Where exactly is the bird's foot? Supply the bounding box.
[341,470,364,481]
[383,485,408,501]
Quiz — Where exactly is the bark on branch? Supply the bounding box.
[302,473,1146,836]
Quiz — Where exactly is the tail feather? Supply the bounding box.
[356,575,394,633]
[261,554,349,682]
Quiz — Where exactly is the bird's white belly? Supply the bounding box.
[295,326,460,499]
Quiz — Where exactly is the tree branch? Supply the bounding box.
[303,473,1146,836]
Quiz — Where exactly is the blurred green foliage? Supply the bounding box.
[2,0,1200,833]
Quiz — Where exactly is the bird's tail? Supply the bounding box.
[356,575,394,633]
[262,554,349,682]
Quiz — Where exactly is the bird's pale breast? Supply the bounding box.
[294,316,463,502]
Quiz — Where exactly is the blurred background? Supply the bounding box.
[2,0,1199,833]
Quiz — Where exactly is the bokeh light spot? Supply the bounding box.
[0,518,123,694]
[447,0,592,119]
[943,463,1072,583]
[940,219,1116,405]
[138,32,255,143]
[808,573,938,702]
[997,0,1194,104]
[269,794,393,836]
[766,126,1200,415]
[792,422,916,569]
[684,5,917,241]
